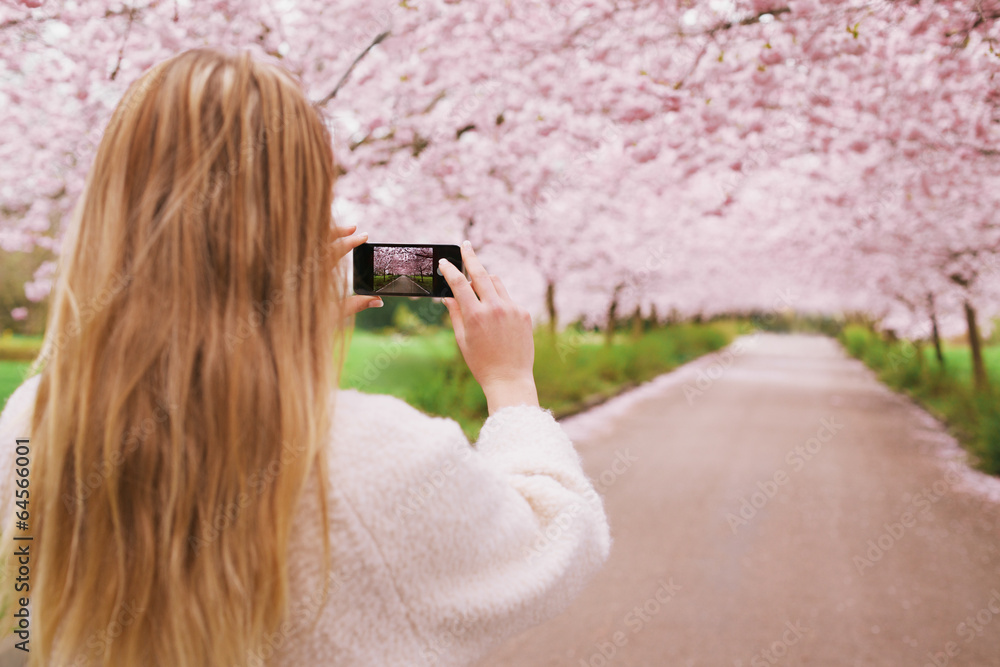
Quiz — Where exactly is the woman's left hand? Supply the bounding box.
[331,223,383,317]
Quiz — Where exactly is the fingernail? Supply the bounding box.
[439,258,451,268]
[369,299,383,308]
[462,240,472,250]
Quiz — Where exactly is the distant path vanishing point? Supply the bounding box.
[476,334,1000,667]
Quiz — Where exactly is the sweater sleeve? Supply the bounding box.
[339,395,612,667]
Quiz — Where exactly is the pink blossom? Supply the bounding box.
[0,0,995,329]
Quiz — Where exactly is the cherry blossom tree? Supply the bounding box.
[1,0,998,382]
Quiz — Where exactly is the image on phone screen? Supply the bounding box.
[353,243,463,298]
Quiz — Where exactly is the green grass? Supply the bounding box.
[0,334,42,361]
[0,334,42,412]
[531,324,731,418]
[840,325,1000,475]
[0,361,32,411]
[0,324,734,442]
[340,323,732,440]
[927,345,1000,388]
[408,275,434,291]
[373,273,434,292]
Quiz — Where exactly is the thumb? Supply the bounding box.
[343,294,383,318]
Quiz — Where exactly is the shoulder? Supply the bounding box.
[326,388,476,510]
[330,388,467,452]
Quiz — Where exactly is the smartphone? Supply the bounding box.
[352,242,463,298]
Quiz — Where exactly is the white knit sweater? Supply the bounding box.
[0,375,611,666]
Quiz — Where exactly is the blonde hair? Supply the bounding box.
[0,48,347,665]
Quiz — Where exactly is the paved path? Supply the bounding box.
[476,334,1000,667]
[377,274,430,295]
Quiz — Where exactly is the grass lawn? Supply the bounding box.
[0,324,734,442]
[925,345,1000,388]
[372,273,434,292]
[0,361,32,412]
[340,323,731,440]
[409,275,434,291]
[0,334,42,412]
[373,274,395,290]
[0,334,42,361]
[840,325,1000,475]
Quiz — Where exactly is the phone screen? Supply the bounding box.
[352,243,463,298]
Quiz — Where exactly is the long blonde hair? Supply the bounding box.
[0,48,346,665]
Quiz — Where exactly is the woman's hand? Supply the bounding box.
[331,223,383,317]
[438,241,539,415]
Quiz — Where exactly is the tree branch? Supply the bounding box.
[109,6,137,81]
[315,29,391,107]
[701,6,791,36]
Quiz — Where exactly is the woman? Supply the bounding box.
[0,48,610,666]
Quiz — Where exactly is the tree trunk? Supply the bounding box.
[604,298,618,347]
[928,294,944,368]
[929,311,944,368]
[649,303,658,328]
[545,280,557,337]
[631,305,642,339]
[604,283,624,347]
[964,299,989,392]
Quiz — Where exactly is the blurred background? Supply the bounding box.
[1,1,999,664]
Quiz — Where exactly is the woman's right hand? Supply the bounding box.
[332,223,384,316]
[439,241,539,415]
